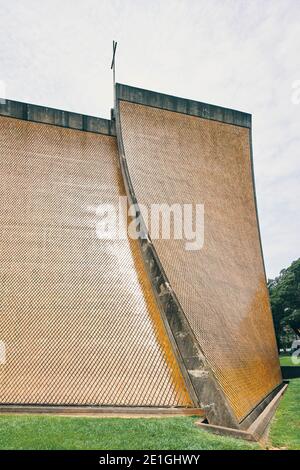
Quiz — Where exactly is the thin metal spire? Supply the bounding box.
[111,40,118,85]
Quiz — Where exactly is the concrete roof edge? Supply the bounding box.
[0,98,116,136]
[116,83,252,129]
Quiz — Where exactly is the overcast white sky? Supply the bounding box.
[0,0,299,278]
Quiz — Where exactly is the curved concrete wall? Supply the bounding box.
[116,84,282,422]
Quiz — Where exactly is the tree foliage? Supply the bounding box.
[268,258,300,348]
[285,309,300,336]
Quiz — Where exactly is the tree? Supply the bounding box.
[268,258,300,348]
[284,309,300,337]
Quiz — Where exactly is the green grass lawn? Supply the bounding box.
[0,415,258,450]
[0,380,298,450]
[280,355,299,366]
[268,378,300,450]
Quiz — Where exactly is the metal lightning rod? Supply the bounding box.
[111,40,118,85]
[111,40,118,108]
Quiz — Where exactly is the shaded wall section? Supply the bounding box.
[117,92,282,421]
[0,114,192,407]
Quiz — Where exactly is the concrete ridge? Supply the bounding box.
[0,98,115,136]
[0,405,204,418]
[195,383,288,442]
[116,83,252,128]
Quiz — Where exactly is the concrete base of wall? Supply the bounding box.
[0,405,204,419]
[281,366,300,379]
[195,383,288,442]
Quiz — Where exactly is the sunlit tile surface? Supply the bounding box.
[0,116,191,407]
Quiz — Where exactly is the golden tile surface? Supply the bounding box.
[119,100,282,421]
[0,115,191,407]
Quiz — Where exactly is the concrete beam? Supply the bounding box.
[116,83,251,128]
[0,99,115,136]
[196,383,288,442]
[0,405,204,418]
